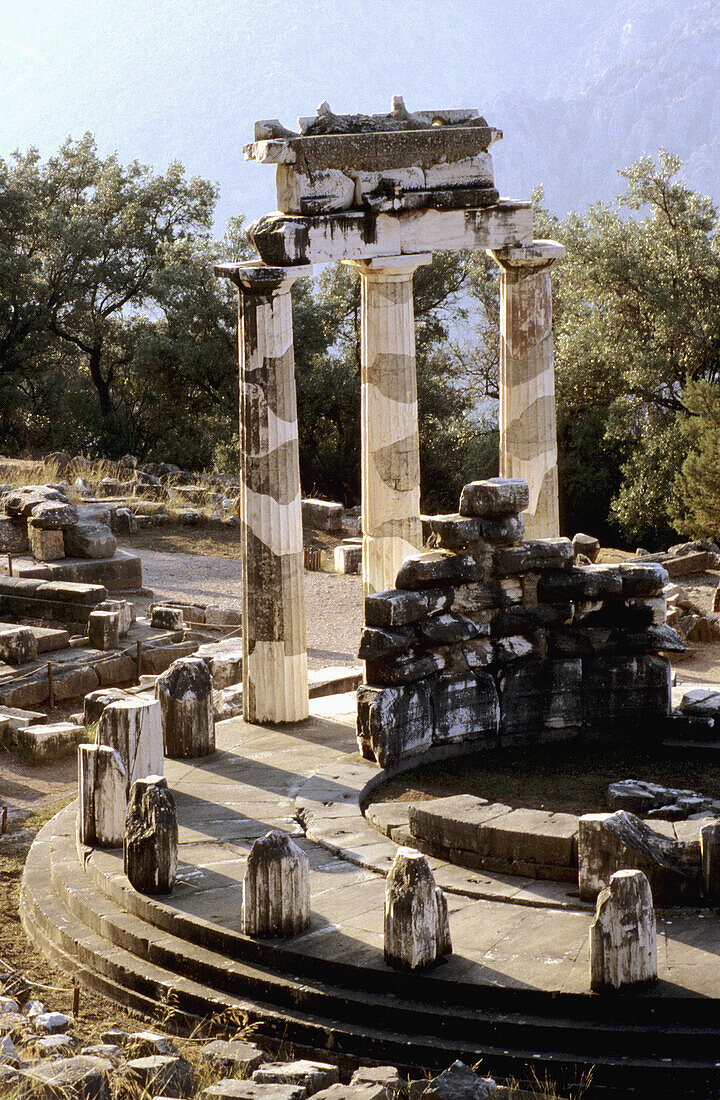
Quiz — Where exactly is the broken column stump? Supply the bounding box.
[384,848,452,970]
[97,697,163,795]
[124,775,178,894]
[589,869,657,992]
[701,821,720,902]
[78,743,127,847]
[242,831,310,937]
[155,656,214,758]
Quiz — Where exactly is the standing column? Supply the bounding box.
[490,240,565,539]
[227,264,312,724]
[346,255,431,596]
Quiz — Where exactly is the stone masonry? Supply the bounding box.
[217,99,566,723]
[357,478,674,768]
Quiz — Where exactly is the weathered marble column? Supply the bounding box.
[489,240,565,540]
[222,263,312,725]
[346,255,430,596]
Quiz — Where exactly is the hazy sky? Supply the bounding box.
[0,0,582,232]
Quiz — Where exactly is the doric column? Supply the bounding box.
[346,255,431,596]
[221,263,312,724]
[490,240,565,539]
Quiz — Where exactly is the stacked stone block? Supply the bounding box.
[357,478,674,767]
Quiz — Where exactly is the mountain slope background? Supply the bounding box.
[1,0,718,230]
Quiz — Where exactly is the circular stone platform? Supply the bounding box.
[20,692,720,1097]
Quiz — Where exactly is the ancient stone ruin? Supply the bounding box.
[216,97,566,726]
[357,478,673,768]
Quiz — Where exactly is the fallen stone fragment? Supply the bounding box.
[350,1067,403,1096]
[242,831,310,938]
[358,626,414,660]
[422,1059,497,1100]
[364,588,452,628]
[17,1055,113,1100]
[384,848,451,970]
[311,1087,387,1100]
[253,1059,339,1094]
[124,1031,179,1057]
[29,500,79,529]
[203,1081,307,1100]
[32,1011,72,1034]
[123,1054,196,1098]
[356,682,433,767]
[590,869,657,992]
[578,810,699,904]
[492,538,573,576]
[80,1044,121,1062]
[194,638,244,689]
[156,657,215,758]
[64,521,117,560]
[0,997,19,1015]
[200,1039,265,1073]
[124,775,178,895]
[33,1033,78,1058]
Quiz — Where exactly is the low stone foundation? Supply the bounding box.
[357,479,677,768]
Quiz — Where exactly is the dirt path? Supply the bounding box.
[131,545,364,670]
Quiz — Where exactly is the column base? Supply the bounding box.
[244,641,310,725]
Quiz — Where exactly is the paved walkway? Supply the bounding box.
[88,693,720,999]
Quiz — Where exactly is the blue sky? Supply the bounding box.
[0,0,572,233]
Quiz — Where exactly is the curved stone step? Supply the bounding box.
[20,809,720,1096]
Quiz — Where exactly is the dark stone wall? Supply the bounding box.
[357,479,677,769]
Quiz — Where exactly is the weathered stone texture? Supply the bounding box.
[156,657,215,758]
[589,869,657,992]
[242,831,310,937]
[578,810,699,904]
[97,698,163,795]
[78,743,127,848]
[124,775,178,894]
[384,849,451,969]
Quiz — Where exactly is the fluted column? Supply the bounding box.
[346,255,430,596]
[230,264,312,724]
[490,240,565,539]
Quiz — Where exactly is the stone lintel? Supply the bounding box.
[244,125,500,173]
[490,239,566,271]
[247,201,533,266]
[214,262,313,292]
[346,253,432,275]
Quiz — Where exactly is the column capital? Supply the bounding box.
[488,239,565,272]
[344,253,432,279]
[214,262,313,294]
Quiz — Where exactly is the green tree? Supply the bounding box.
[531,157,720,546]
[670,378,720,538]
[292,254,496,508]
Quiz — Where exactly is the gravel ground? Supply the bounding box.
[135,547,364,669]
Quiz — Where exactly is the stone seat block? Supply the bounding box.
[16,722,85,763]
[470,807,579,867]
[408,795,513,852]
